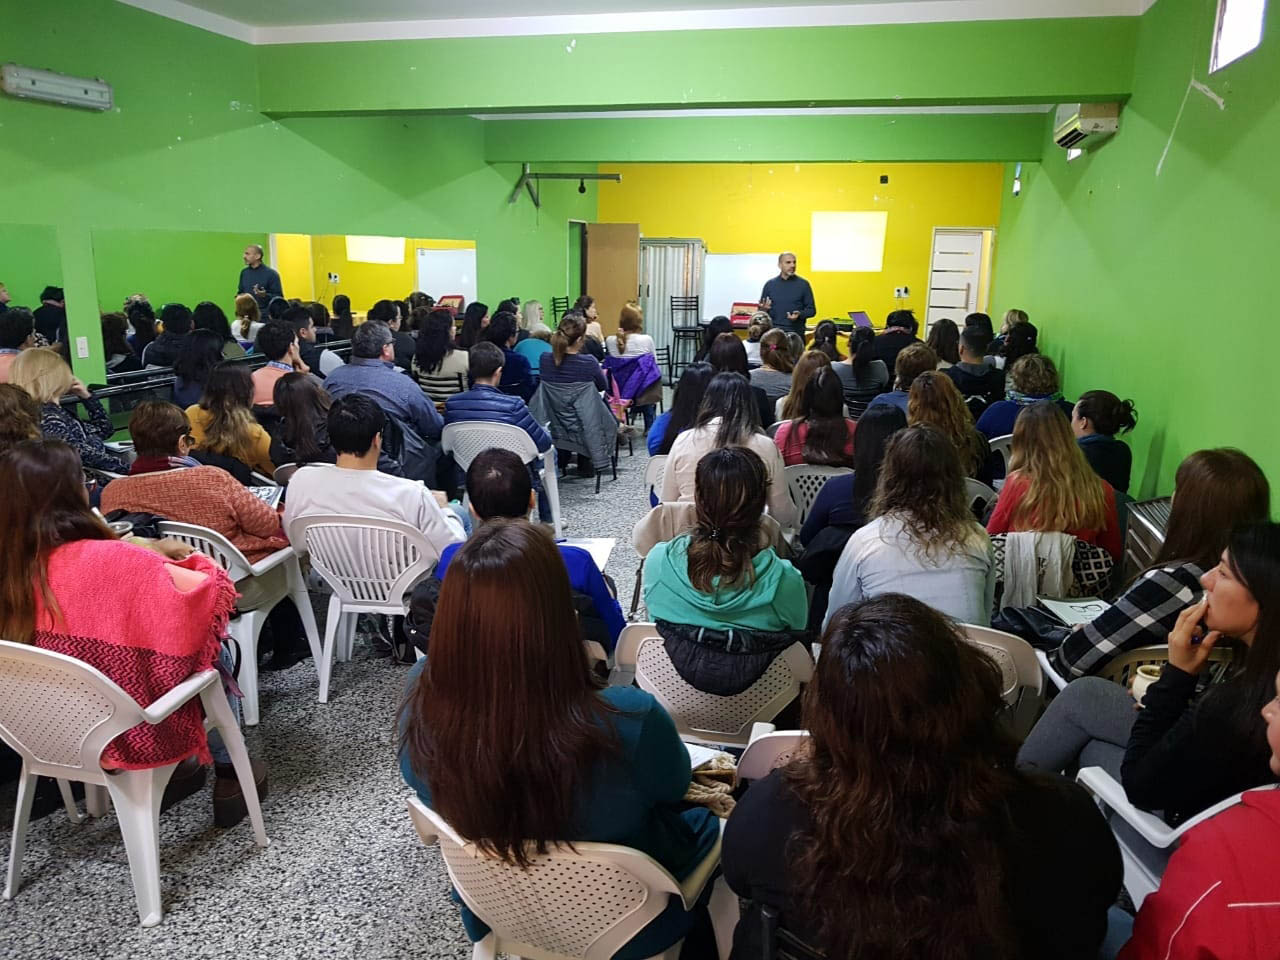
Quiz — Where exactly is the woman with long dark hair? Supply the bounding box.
[777,350,831,421]
[1057,449,1270,678]
[833,325,890,410]
[171,329,226,408]
[926,316,961,367]
[723,594,1121,960]
[649,361,712,456]
[192,301,246,359]
[412,307,469,403]
[750,328,796,405]
[330,294,354,341]
[399,520,720,954]
[269,373,334,466]
[660,372,798,529]
[1022,523,1280,825]
[799,404,906,546]
[773,365,855,467]
[708,332,775,427]
[456,301,489,350]
[693,315,734,362]
[101,311,142,373]
[827,424,995,627]
[809,319,842,362]
[126,299,159,356]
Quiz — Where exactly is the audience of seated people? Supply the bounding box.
[749,328,796,406]
[865,341,939,416]
[10,347,129,474]
[282,394,464,557]
[708,332,775,427]
[773,365,856,467]
[661,371,799,530]
[986,402,1123,561]
[945,324,1006,413]
[1020,522,1280,826]
[725,594,1122,960]
[435,449,626,651]
[185,362,276,478]
[644,446,808,695]
[976,350,1074,441]
[0,438,268,825]
[1072,389,1139,494]
[826,424,996,627]
[399,519,721,959]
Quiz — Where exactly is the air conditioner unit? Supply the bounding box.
[1053,102,1119,149]
[1,63,113,111]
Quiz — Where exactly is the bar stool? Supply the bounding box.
[669,295,701,381]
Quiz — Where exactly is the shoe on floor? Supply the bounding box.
[160,756,207,813]
[212,759,269,829]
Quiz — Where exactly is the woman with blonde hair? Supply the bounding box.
[185,362,275,477]
[987,402,1121,560]
[606,302,654,357]
[750,328,796,405]
[234,293,262,342]
[10,348,127,473]
[908,370,992,481]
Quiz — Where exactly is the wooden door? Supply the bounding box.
[585,222,640,337]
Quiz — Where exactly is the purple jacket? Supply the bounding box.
[602,353,661,402]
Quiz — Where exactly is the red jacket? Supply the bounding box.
[1120,788,1280,959]
[986,470,1123,562]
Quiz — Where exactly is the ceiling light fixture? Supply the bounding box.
[507,164,621,208]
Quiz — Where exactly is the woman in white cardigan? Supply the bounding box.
[660,372,799,530]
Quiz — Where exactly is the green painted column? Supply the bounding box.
[58,225,106,383]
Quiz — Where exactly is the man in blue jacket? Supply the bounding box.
[436,448,626,651]
[445,341,553,520]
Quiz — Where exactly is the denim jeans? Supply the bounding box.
[205,643,241,766]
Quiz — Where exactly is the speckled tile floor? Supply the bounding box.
[0,440,654,960]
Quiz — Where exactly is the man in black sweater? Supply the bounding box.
[237,244,283,311]
[871,308,920,371]
[945,326,1006,414]
[759,252,815,336]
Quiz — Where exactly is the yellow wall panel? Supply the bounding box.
[596,162,1004,326]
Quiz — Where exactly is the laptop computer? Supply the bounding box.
[847,311,873,329]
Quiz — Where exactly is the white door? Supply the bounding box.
[926,229,991,333]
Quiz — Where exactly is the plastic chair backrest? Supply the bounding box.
[273,462,300,486]
[1099,644,1235,689]
[618,625,813,744]
[784,465,853,526]
[156,521,255,581]
[0,640,148,777]
[407,798,683,960]
[441,420,540,472]
[417,372,466,402]
[963,477,998,516]
[989,434,1013,472]
[736,731,810,783]
[959,624,1044,704]
[292,514,437,610]
[643,455,668,499]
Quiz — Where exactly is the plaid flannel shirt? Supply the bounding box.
[1055,562,1204,678]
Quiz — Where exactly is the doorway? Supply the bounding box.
[925,227,995,333]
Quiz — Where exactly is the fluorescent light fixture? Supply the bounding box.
[345,235,406,264]
[1,63,112,111]
[811,212,889,272]
[1211,0,1268,72]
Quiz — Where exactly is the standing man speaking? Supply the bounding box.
[238,244,283,312]
[759,251,815,337]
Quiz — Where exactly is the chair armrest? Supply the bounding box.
[676,818,725,910]
[1077,766,1179,848]
[248,545,296,577]
[1035,649,1069,691]
[141,669,220,724]
[747,722,777,746]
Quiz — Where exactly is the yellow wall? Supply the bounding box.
[596,163,1004,326]
[273,235,475,312]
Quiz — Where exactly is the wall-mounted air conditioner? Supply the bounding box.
[1053,102,1119,150]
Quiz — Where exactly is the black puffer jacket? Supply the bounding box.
[655,619,810,696]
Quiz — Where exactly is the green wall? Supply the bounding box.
[994,0,1280,504]
[0,0,596,380]
[90,229,268,315]
[0,224,62,308]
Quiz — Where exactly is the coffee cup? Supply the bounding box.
[1131,664,1162,706]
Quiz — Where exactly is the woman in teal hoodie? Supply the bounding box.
[643,447,809,694]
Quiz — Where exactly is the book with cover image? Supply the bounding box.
[1038,596,1109,626]
[248,485,285,509]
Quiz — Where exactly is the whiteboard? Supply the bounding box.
[701,253,777,320]
[415,248,478,304]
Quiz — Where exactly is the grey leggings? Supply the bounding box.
[1017,677,1137,780]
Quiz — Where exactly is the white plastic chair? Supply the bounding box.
[290,515,439,704]
[1076,768,1277,909]
[272,462,300,485]
[784,465,853,528]
[963,477,998,518]
[1036,649,1070,692]
[0,641,268,926]
[612,624,813,747]
[959,624,1044,738]
[157,522,321,727]
[989,433,1013,489]
[643,454,668,504]
[442,420,563,538]
[735,727,810,785]
[408,798,726,960]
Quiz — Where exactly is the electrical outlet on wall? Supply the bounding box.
[328,272,340,283]
[892,286,911,299]
[75,336,89,359]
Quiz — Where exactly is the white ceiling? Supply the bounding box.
[118,0,1156,43]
